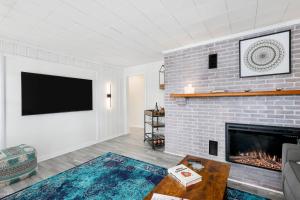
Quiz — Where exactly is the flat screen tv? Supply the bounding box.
[21,72,93,115]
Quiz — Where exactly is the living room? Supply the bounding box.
[0,0,300,200]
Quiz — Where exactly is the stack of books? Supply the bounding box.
[168,164,202,187]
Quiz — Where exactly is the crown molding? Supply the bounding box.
[0,36,124,71]
[162,18,300,54]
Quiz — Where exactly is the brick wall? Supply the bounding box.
[164,24,300,161]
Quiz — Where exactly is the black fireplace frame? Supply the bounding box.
[225,123,300,171]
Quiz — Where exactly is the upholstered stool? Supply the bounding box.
[0,144,37,187]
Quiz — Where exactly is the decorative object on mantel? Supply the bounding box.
[239,30,291,78]
[244,89,251,92]
[276,88,283,91]
[184,84,195,94]
[170,89,300,98]
[159,64,165,90]
[209,53,218,69]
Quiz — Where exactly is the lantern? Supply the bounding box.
[159,65,165,90]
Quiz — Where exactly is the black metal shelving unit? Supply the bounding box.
[144,110,165,150]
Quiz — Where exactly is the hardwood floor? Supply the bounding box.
[0,128,283,199]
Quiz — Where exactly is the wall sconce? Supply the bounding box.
[184,84,195,94]
[106,82,111,109]
[159,64,165,90]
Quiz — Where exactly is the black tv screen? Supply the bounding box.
[21,72,93,115]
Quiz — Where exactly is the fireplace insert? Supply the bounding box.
[225,123,300,171]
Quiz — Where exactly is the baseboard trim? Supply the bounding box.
[164,151,225,162]
[163,150,185,157]
[38,132,127,162]
[129,125,143,129]
[228,178,283,194]
[38,140,100,162]
[98,132,127,142]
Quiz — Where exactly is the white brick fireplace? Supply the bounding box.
[163,23,300,191]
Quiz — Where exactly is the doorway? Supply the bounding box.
[127,75,145,133]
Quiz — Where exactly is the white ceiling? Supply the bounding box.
[0,0,299,67]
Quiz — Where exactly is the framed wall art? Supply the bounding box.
[239,30,291,78]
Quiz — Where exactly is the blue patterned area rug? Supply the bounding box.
[2,152,270,200]
[2,152,166,200]
[226,187,269,200]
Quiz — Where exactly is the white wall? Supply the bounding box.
[98,68,125,141]
[6,56,98,161]
[128,75,145,128]
[124,61,164,108]
[0,38,125,161]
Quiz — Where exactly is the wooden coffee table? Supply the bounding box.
[144,155,230,200]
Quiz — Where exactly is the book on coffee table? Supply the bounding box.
[168,164,202,187]
[151,193,188,200]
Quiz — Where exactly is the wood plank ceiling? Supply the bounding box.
[0,0,299,67]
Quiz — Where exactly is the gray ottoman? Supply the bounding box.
[0,144,37,187]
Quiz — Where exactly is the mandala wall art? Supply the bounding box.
[239,30,291,77]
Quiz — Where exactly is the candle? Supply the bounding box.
[184,84,195,94]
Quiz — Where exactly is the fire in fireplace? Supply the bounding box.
[226,123,300,171]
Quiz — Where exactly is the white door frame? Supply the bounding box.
[125,73,146,133]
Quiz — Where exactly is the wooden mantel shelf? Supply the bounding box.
[170,90,300,98]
